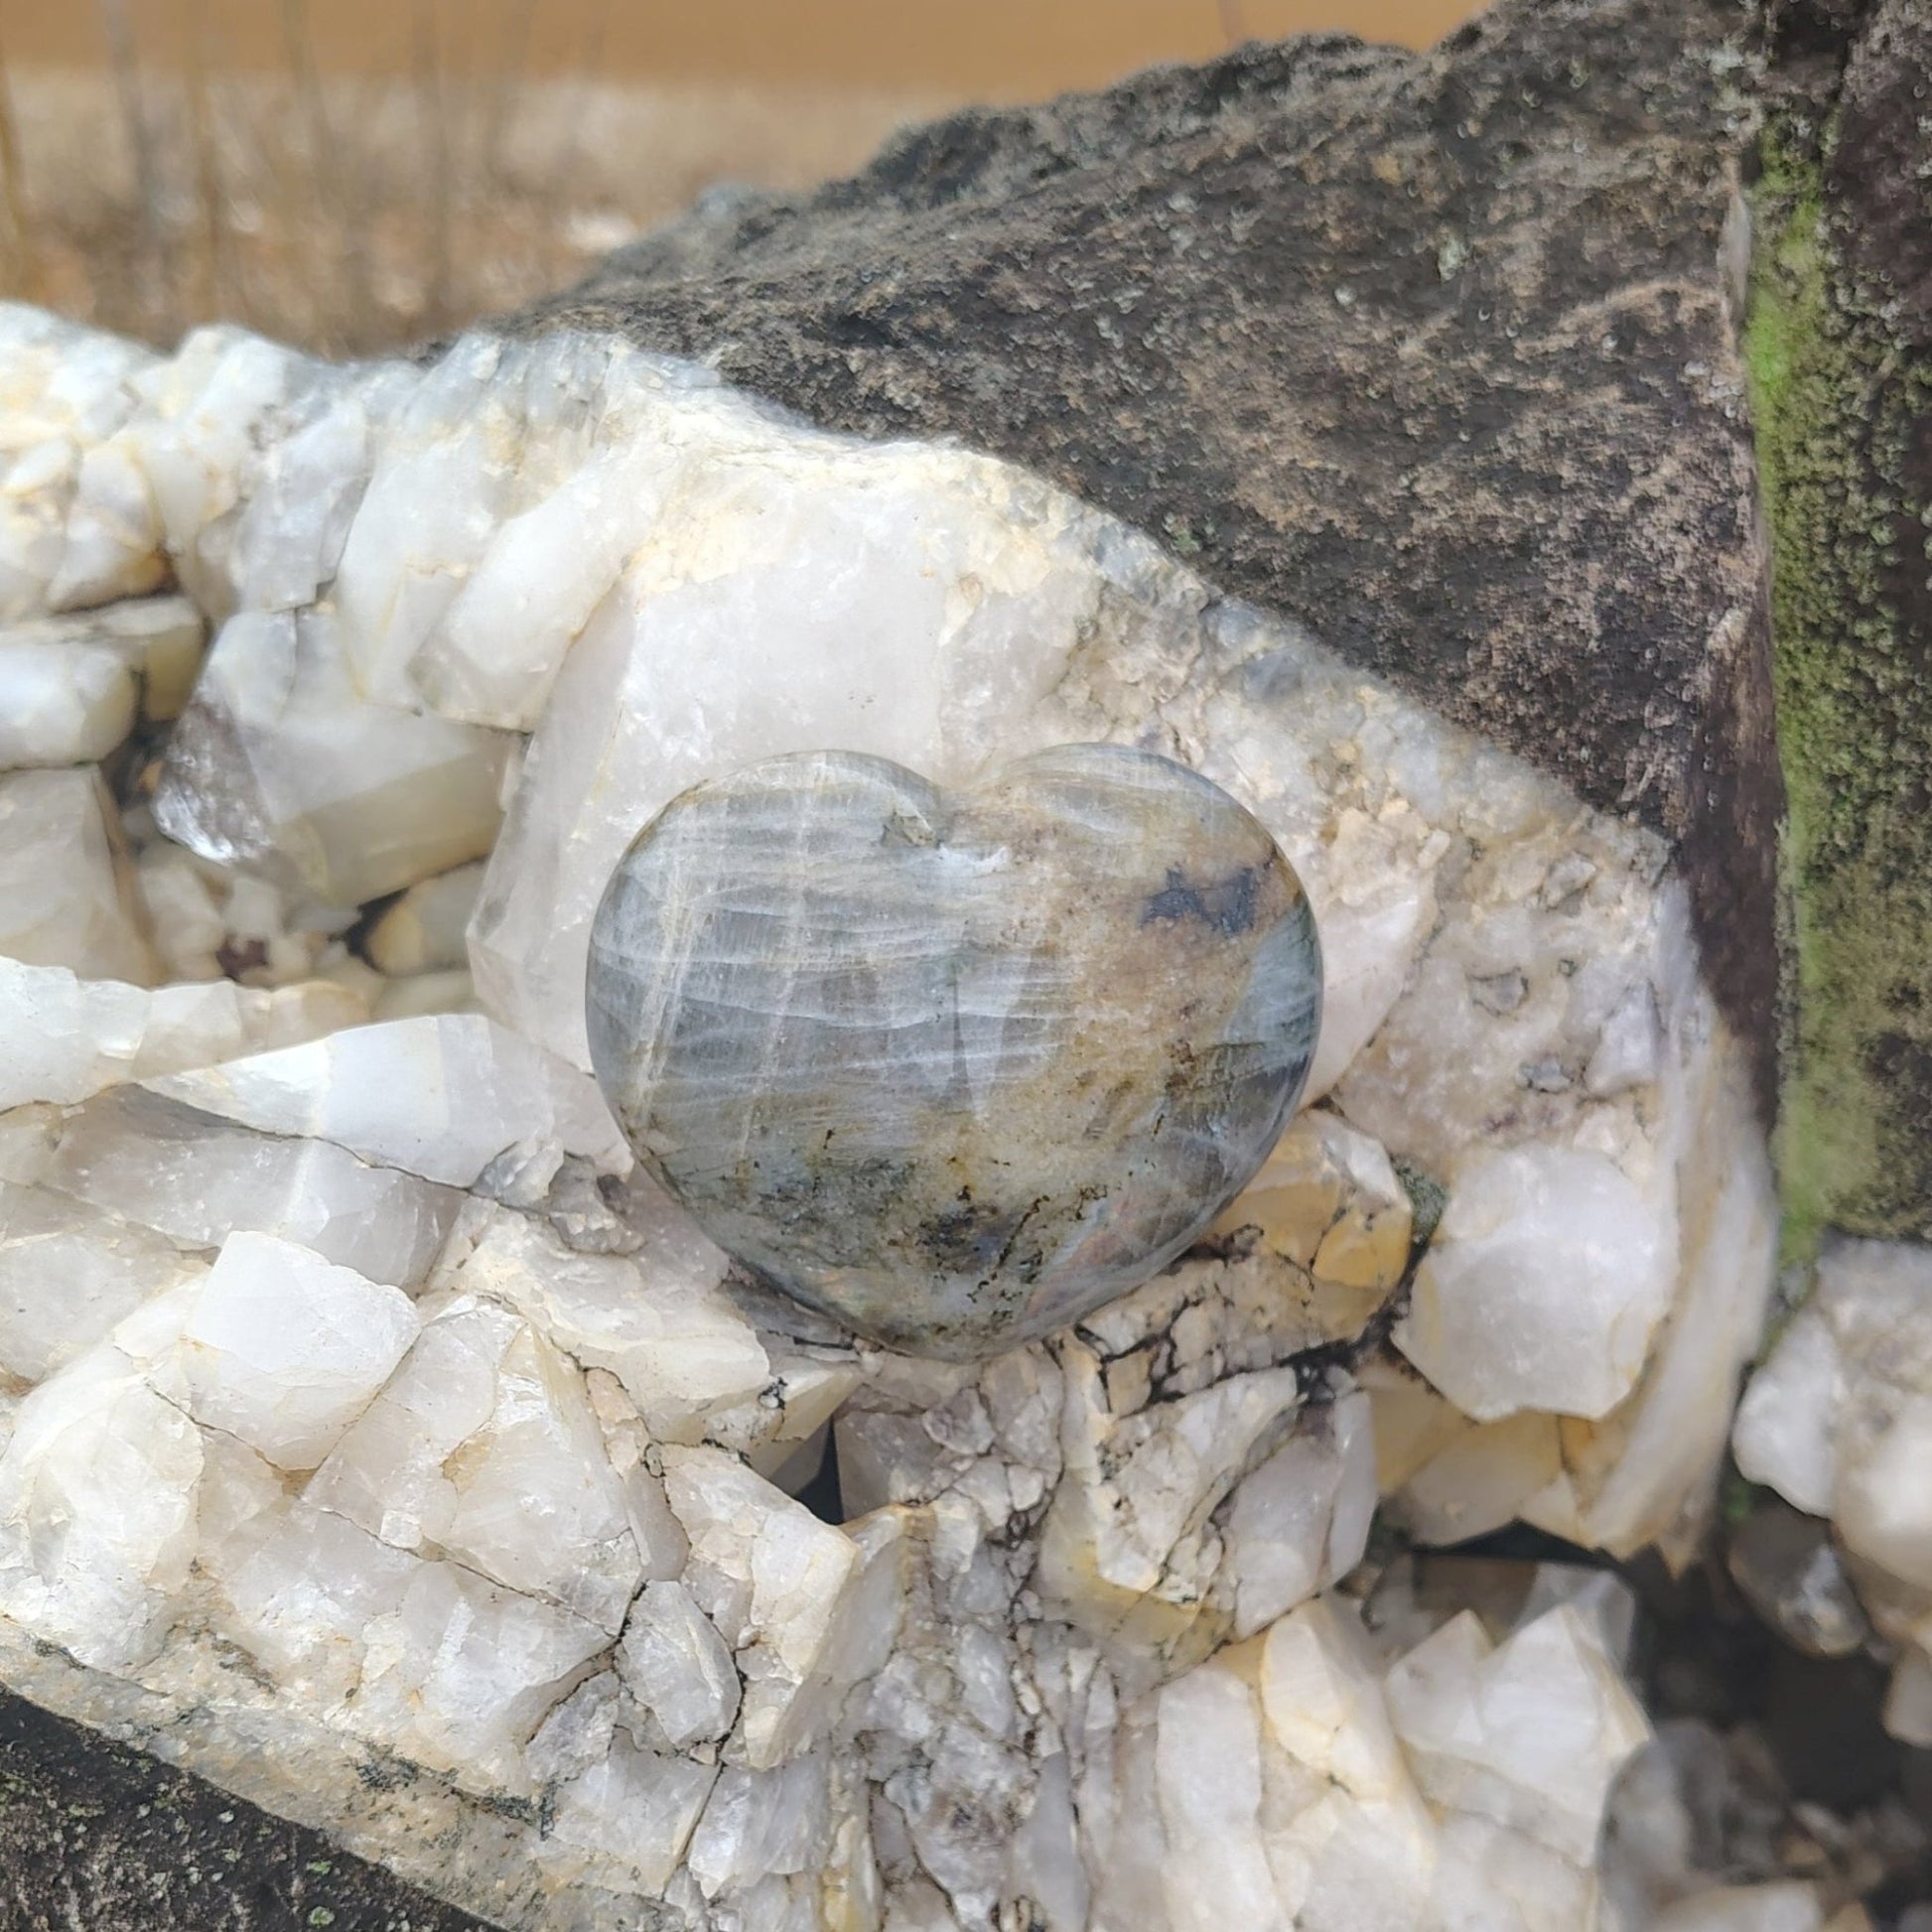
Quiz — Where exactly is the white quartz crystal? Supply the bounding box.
[18,1085,464,1289]
[1732,1237,1932,1553]
[350,1559,609,1789]
[1221,1389,1376,1639]
[620,1578,742,1749]
[1733,1298,1843,1517]
[437,1201,771,1445]
[0,596,208,721]
[0,956,366,1110]
[1652,1886,1828,1932]
[0,634,137,765]
[154,607,512,910]
[144,1013,626,1186]
[1396,1145,1673,1422]
[0,306,165,619]
[1730,1236,1932,1742]
[0,766,155,984]
[308,1293,641,1631]
[0,304,1784,1931]
[167,1231,419,1470]
[0,1182,201,1381]
[0,1325,205,1670]
[663,1444,903,1767]
[0,542,193,722]
[364,861,484,976]
[1382,1601,1650,1863]
[1,314,1769,1554]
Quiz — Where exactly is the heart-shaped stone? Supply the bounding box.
[586,745,1321,1358]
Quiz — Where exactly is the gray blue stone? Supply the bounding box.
[585,745,1321,1358]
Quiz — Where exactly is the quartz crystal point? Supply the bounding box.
[587,745,1321,1357]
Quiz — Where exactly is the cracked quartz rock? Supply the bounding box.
[0,262,1772,1932]
[8,0,1910,1913]
[587,745,1320,1357]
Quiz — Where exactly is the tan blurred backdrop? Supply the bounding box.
[0,0,1481,350]
[6,1,1476,99]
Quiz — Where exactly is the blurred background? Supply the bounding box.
[0,0,1479,353]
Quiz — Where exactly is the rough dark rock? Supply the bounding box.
[0,1687,498,1932]
[507,0,1785,1101]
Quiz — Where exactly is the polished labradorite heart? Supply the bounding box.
[585,745,1321,1359]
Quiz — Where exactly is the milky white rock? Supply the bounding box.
[364,861,484,976]
[1087,1598,1446,1932]
[0,956,367,1111]
[154,606,513,910]
[1731,1237,1932,1594]
[540,1734,717,1894]
[204,1491,421,1707]
[350,1559,610,1793]
[0,307,163,620]
[0,767,154,984]
[1004,1753,1088,1931]
[1040,1337,1308,1657]
[0,635,137,766]
[335,333,706,727]
[1396,1146,1673,1423]
[1521,1022,1778,1560]
[684,1755,834,1899]
[0,1182,201,1382]
[1370,1362,1567,1548]
[522,1672,620,1788]
[442,1202,770,1446]
[144,1013,626,1187]
[308,1293,641,1632]
[116,324,354,616]
[23,1085,464,1290]
[1383,1602,1650,1863]
[1151,1663,1281,1932]
[0,597,207,721]
[1732,1302,1841,1517]
[470,394,1125,1070]
[1426,1814,1599,1932]
[1652,1885,1828,1932]
[0,300,1784,1928]
[9,303,1777,1571]
[131,844,230,983]
[1254,1600,1438,1928]
[1221,1390,1376,1638]
[620,1579,742,1750]
[0,1333,204,1670]
[370,967,479,1023]
[168,1231,419,1470]
[663,1445,904,1767]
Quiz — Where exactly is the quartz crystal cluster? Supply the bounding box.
[0,301,1781,1928]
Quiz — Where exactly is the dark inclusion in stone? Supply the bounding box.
[586,745,1321,1359]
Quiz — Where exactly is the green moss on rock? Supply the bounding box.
[1747,120,1932,1247]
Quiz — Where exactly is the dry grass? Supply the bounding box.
[1,13,933,355]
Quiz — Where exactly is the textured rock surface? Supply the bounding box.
[514,0,1783,1100]
[1745,0,1932,1243]
[7,0,1932,1922]
[588,746,1320,1356]
[0,1687,491,1932]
